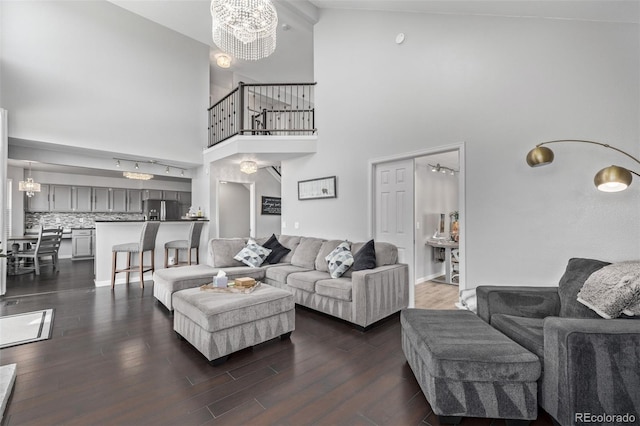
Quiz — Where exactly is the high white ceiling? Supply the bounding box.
[109,0,639,85]
[13,0,638,179]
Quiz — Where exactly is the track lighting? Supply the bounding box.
[113,158,187,179]
[428,163,458,175]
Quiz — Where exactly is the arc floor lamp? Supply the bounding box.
[526,139,640,192]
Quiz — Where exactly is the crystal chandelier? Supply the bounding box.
[211,0,278,61]
[123,171,154,180]
[19,162,41,197]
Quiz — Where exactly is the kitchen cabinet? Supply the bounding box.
[127,189,143,213]
[111,188,127,212]
[26,184,50,211]
[142,189,163,200]
[178,191,191,205]
[92,188,110,211]
[51,185,72,211]
[178,191,192,218]
[72,229,94,258]
[162,190,179,201]
[72,186,92,212]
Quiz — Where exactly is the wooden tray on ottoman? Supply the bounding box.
[199,281,261,294]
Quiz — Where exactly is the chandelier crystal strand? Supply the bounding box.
[211,0,278,61]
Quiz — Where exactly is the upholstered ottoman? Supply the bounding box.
[401,309,541,425]
[173,284,295,365]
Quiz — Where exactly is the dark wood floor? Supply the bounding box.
[1,261,555,426]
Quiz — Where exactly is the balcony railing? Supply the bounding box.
[208,82,317,147]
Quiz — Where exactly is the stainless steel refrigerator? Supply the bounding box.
[143,200,180,221]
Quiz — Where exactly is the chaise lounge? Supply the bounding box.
[402,257,640,426]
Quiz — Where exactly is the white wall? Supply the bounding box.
[218,182,250,238]
[7,166,24,237]
[1,1,209,164]
[204,162,281,239]
[415,163,459,281]
[282,9,640,288]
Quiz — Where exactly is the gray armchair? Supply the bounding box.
[477,258,640,426]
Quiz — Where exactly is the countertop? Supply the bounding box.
[94,219,209,223]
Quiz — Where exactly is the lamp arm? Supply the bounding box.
[537,140,640,165]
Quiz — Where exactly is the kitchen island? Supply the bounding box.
[94,220,209,287]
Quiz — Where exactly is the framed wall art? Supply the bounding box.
[261,196,281,215]
[298,176,337,200]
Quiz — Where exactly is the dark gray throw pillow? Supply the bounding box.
[351,239,377,271]
[263,234,291,264]
[558,257,611,318]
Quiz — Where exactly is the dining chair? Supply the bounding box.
[111,221,160,289]
[164,221,204,268]
[14,227,63,275]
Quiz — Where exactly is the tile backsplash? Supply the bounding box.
[25,212,144,231]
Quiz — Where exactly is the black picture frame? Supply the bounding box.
[298,176,337,200]
[261,196,281,215]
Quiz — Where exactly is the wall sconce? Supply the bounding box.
[240,160,258,174]
[526,139,640,192]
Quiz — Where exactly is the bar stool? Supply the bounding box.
[111,221,160,289]
[164,221,204,268]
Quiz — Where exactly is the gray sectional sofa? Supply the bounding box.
[153,235,409,329]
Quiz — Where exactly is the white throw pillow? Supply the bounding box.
[325,241,354,279]
[234,239,272,268]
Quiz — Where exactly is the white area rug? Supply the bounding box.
[0,364,17,422]
[0,309,54,349]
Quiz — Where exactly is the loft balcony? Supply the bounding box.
[205,82,318,164]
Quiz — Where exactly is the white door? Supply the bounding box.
[374,159,415,303]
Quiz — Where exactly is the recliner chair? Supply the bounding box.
[476,258,640,426]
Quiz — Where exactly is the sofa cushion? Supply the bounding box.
[153,265,265,293]
[265,264,311,284]
[234,239,271,268]
[315,240,343,272]
[324,241,354,278]
[262,234,291,264]
[153,264,218,293]
[277,235,302,264]
[491,314,545,359]
[577,261,640,318]
[207,238,246,268]
[290,237,325,269]
[288,270,331,293]
[351,239,377,271]
[343,240,399,278]
[558,258,610,318]
[315,278,352,302]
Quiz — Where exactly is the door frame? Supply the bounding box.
[368,142,466,308]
